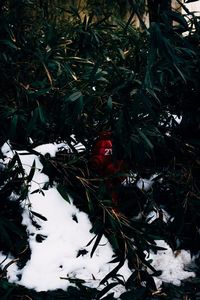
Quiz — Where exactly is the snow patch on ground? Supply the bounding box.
[147,240,195,288]
[0,141,196,296]
[0,141,131,297]
[19,187,131,292]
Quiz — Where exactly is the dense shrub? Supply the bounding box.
[0,1,200,299]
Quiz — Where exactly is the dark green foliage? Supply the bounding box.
[0,155,28,256]
[0,0,200,299]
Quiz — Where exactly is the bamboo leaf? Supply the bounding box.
[136,128,154,150]
[30,210,47,221]
[57,185,71,203]
[27,159,36,183]
[90,231,103,257]
[100,259,125,285]
[0,39,18,50]
[68,91,82,102]
[96,282,120,300]
[42,63,53,85]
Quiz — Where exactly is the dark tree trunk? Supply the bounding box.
[148,0,172,23]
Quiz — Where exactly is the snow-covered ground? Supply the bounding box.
[0,141,196,297]
[147,240,195,288]
[0,141,131,297]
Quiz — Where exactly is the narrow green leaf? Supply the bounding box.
[90,232,103,257]
[68,91,82,102]
[86,235,96,247]
[37,106,46,124]
[15,153,25,176]
[137,128,154,150]
[27,160,36,183]
[30,210,47,221]
[7,153,18,170]
[107,96,112,111]
[30,189,40,194]
[0,39,18,50]
[57,185,71,203]
[173,64,187,83]
[96,282,120,300]
[10,115,18,138]
[118,48,125,60]
[100,259,125,285]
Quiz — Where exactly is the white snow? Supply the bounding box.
[0,141,197,296]
[147,240,195,288]
[122,173,159,192]
[0,141,15,165]
[136,174,159,192]
[186,1,200,16]
[172,114,182,124]
[146,208,173,224]
[34,143,66,157]
[0,141,131,297]
[19,187,131,292]
[1,141,12,155]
